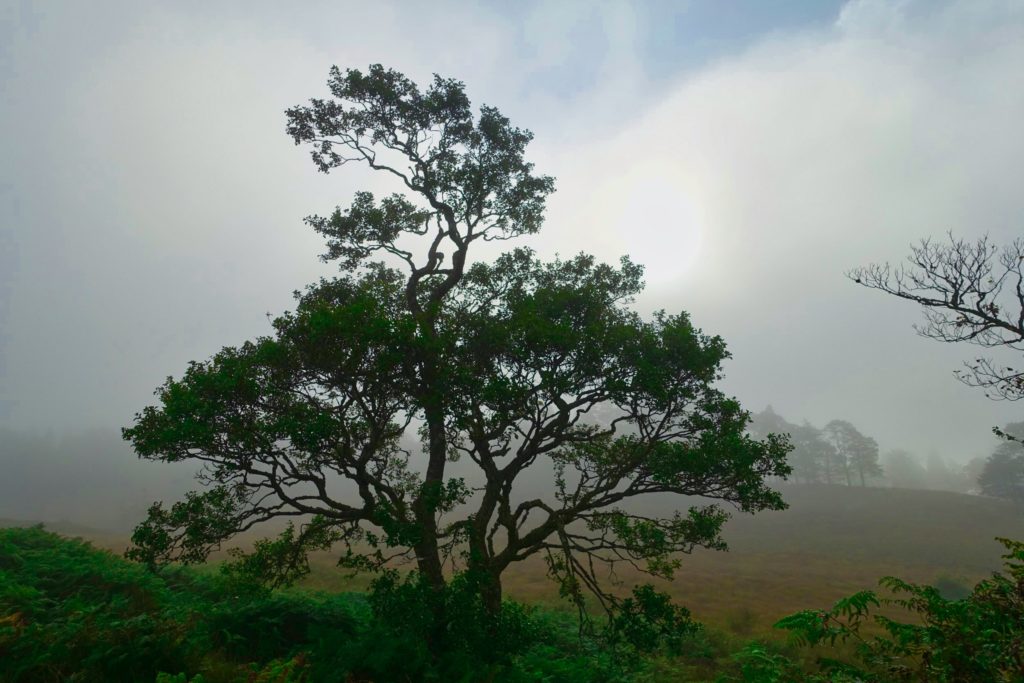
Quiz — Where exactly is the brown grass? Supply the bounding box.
[301,485,1024,635]
[16,484,1022,637]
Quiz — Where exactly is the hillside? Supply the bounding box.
[7,483,1022,636]
[497,484,1024,632]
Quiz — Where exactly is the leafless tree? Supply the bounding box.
[850,234,1024,402]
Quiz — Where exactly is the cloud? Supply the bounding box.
[1,0,1021,462]
[535,0,1024,456]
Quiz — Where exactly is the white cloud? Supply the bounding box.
[1,0,1021,460]
[535,0,1024,457]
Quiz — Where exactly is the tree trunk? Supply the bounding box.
[480,571,503,615]
[411,326,449,593]
[412,408,448,592]
[466,518,503,616]
[414,536,445,590]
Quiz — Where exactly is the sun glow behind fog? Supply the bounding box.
[609,164,703,287]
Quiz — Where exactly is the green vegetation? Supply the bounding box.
[0,525,363,682]
[123,62,789,658]
[7,66,1023,683]
[5,521,1023,681]
[0,525,774,682]
[769,536,1024,681]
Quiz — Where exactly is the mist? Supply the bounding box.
[2,1,1022,534]
[5,5,1024,680]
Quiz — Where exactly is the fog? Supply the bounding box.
[2,0,1024,529]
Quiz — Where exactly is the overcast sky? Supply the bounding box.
[2,0,1022,462]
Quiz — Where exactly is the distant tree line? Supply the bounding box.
[747,407,883,486]
[749,406,1024,504]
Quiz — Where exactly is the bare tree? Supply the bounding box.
[850,234,1024,402]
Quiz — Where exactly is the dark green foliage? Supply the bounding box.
[25,525,1024,681]
[607,585,701,661]
[0,525,189,681]
[328,569,537,681]
[201,590,359,664]
[124,63,791,650]
[773,537,1024,682]
[0,526,359,682]
[4,526,708,682]
[719,642,833,683]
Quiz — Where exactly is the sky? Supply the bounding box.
[1,0,1023,463]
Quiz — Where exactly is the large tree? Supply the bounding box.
[123,65,790,632]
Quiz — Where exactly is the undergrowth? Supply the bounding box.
[4,525,1021,682]
[0,526,726,682]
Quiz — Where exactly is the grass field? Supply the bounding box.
[296,484,1024,636]
[7,483,1022,638]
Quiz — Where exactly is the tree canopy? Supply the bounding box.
[123,64,791,638]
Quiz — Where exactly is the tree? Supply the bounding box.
[978,422,1024,506]
[883,449,929,490]
[852,235,1024,496]
[789,422,834,485]
[122,65,791,644]
[823,420,882,487]
[851,434,883,487]
[821,420,850,485]
[747,408,832,484]
[746,405,791,441]
[850,234,1024,402]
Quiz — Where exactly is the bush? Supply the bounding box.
[0,526,362,682]
[773,537,1024,682]
[307,569,543,682]
[0,526,651,682]
[724,606,759,636]
[0,525,191,682]
[932,574,971,601]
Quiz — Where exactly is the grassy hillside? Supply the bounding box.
[8,483,1023,637]
[0,526,751,682]
[3,484,1022,681]
[505,485,1023,631]
[293,484,1024,635]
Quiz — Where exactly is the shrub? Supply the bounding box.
[774,537,1024,682]
[0,525,191,682]
[0,525,715,682]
